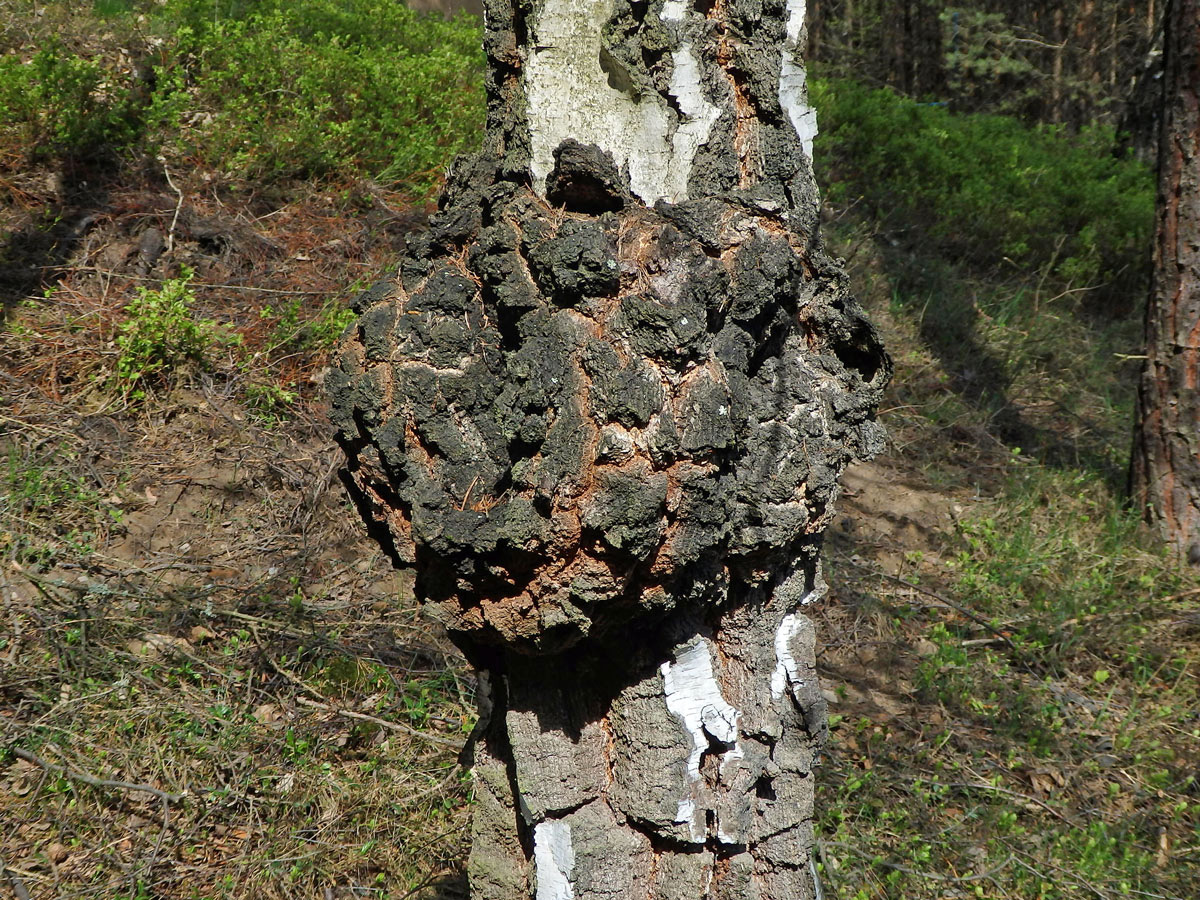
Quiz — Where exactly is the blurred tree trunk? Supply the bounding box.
[807,0,825,60]
[1052,7,1066,121]
[906,0,945,96]
[1116,8,1165,164]
[807,0,1159,125]
[1131,0,1200,555]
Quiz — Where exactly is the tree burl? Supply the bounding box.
[330,0,889,895]
[330,140,885,658]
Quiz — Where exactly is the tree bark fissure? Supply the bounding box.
[1131,0,1200,555]
[330,0,887,896]
[471,592,832,898]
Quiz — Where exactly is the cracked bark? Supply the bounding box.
[329,0,888,896]
[1131,0,1200,556]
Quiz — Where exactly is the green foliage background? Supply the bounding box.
[811,77,1154,303]
[0,2,1154,293]
[0,0,486,195]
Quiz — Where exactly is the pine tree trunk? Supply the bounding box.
[910,0,944,97]
[1131,0,1200,555]
[330,0,889,896]
[1052,8,1066,123]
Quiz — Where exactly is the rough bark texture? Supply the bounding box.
[329,0,888,896]
[1131,0,1200,556]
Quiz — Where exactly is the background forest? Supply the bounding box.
[0,1,1196,898]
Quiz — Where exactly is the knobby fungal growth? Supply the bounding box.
[329,0,889,896]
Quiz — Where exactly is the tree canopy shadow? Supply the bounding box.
[0,157,116,328]
[874,243,1133,490]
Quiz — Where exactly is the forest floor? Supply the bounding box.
[1,157,1198,900]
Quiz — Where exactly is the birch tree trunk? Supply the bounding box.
[1131,0,1200,556]
[330,0,889,896]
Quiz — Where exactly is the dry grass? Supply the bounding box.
[0,164,473,900]
[810,218,1200,900]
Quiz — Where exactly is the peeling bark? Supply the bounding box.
[466,586,834,898]
[330,0,888,896]
[1131,0,1200,556]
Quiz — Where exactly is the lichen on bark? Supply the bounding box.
[330,0,888,896]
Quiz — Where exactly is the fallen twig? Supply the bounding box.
[944,780,1079,826]
[162,161,184,253]
[12,747,184,804]
[1155,585,1200,604]
[835,554,1022,655]
[295,695,464,750]
[0,412,81,442]
[877,855,1012,883]
[14,745,179,883]
[1003,842,1120,900]
[65,264,337,293]
[250,629,463,749]
[0,854,32,900]
[821,840,1013,884]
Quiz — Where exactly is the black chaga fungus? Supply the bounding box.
[331,0,891,894]
[329,159,889,660]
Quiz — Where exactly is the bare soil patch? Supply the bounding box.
[1,164,473,899]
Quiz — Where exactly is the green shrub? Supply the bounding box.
[259,296,356,354]
[0,1,485,193]
[152,0,485,192]
[0,42,139,160]
[114,267,236,398]
[811,77,1155,304]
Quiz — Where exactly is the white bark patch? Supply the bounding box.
[523,0,719,205]
[661,638,743,841]
[771,593,818,699]
[779,0,817,163]
[667,44,722,196]
[533,820,575,900]
[771,613,803,700]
